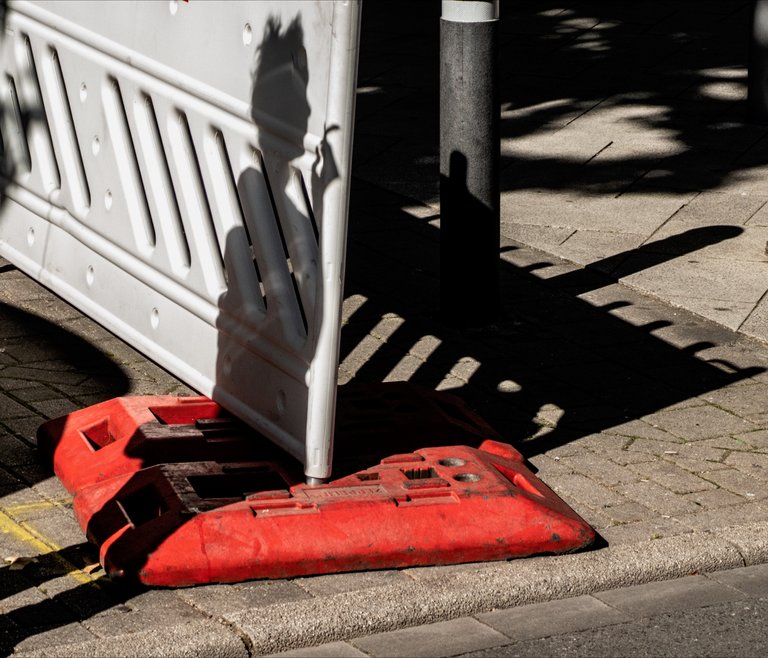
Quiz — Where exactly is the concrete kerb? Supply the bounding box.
[211,521,767,655]
[8,526,768,657]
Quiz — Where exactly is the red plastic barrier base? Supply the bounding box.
[74,441,594,585]
[37,396,294,493]
[39,386,596,586]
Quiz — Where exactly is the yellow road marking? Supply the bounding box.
[4,499,72,515]
[0,508,95,585]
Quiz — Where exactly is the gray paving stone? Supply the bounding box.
[699,382,768,420]
[659,191,767,228]
[0,464,23,488]
[477,595,628,642]
[618,480,702,516]
[559,455,638,487]
[551,230,647,269]
[601,501,654,524]
[699,468,767,499]
[575,506,615,531]
[26,399,81,421]
[403,562,497,583]
[16,512,85,547]
[654,442,729,463]
[5,593,77,629]
[651,221,768,263]
[626,461,716,494]
[13,623,99,653]
[716,521,768,565]
[743,411,768,427]
[599,518,693,546]
[708,564,768,597]
[13,621,249,658]
[352,617,508,658]
[28,477,70,501]
[639,405,756,441]
[1,416,49,443]
[648,318,745,352]
[593,574,745,617]
[0,367,84,387]
[548,472,628,508]
[501,190,690,234]
[11,387,64,403]
[500,224,574,254]
[83,593,207,638]
[734,429,768,450]
[675,500,768,531]
[568,432,631,452]
[595,448,656,466]
[694,342,768,376]
[684,488,746,509]
[0,527,43,557]
[666,456,732,474]
[696,436,760,453]
[620,253,768,303]
[0,394,37,419]
[607,421,683,443]
[741,296,768,346]
[724,452,768,481]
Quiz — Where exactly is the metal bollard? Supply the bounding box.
[749,0,768,123]
[439,0,500,327]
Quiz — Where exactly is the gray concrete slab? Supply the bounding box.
[593,574,746,616]
[352,618,508,658]
[707,562,768,595]
[477,595,628,642]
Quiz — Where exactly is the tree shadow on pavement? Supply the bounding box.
[341,180,764,465]
[0,300,134,651]
[342,0,768,467]
[0,544,145,654]
[355,1,762,202]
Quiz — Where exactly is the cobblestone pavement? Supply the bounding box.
[3,1,768,656]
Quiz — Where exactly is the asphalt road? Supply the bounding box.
[458,595,768,657]
[303,566,768,658]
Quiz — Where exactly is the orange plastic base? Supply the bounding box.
[38,386,595,586]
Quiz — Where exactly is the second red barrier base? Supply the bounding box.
[38,386,596,586]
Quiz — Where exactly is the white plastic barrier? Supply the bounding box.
[0,1,361,480]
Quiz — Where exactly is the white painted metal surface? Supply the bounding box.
[442,1,499,22]
[0,0,361,479]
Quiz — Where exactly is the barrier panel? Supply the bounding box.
[0,1,361,479]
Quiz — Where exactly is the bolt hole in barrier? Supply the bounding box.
[438,457,466,467]
[0,0,361,482]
